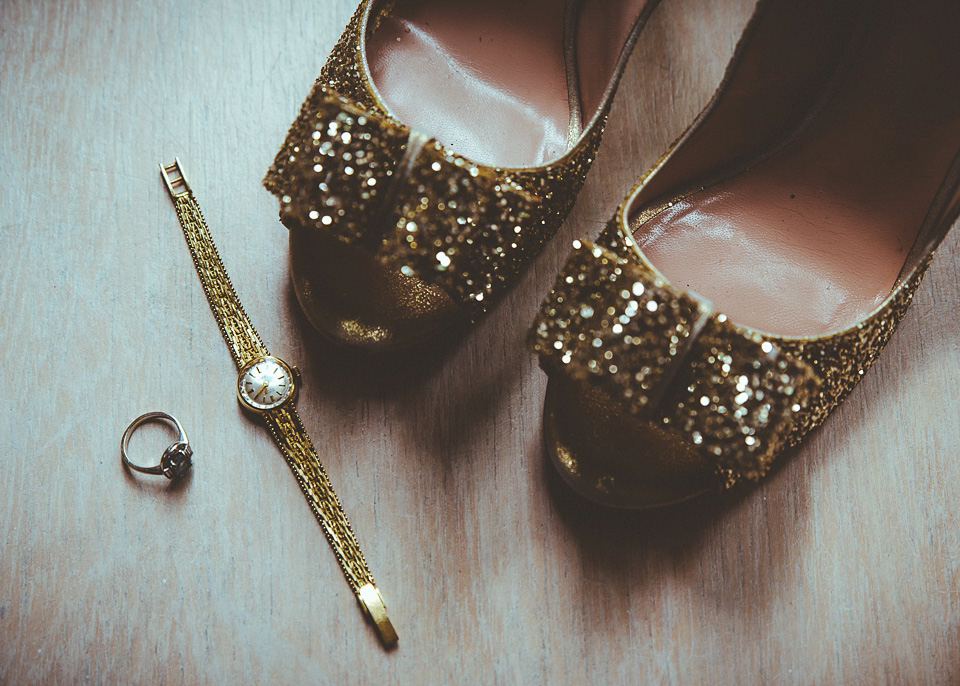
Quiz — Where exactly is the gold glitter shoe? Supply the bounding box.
[529,0,960,507]
[264,0,661,349]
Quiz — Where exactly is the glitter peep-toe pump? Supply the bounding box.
[529,0,960,508]
[264,0,660,350]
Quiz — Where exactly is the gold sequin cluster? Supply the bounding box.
[265,86,542,312]
[265,89,408,246]
[602,220,935,475]
[313,0,385,114]
[662,318,817,481]
[264,0,619,315]
[383,140,541,307]
[776,252,933,452]
[530,240,818,481]
[529,241,708,409]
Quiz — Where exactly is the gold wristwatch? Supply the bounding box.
[160,158,397,648]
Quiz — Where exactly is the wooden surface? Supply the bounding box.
[2,1,959,683]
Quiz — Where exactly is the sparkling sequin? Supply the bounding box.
[266,90,408,245]
[530,242,708,410]
[530,239,819,482]
[264,0,617,317]
[379,140,541,306]
[532,213,934,487]
[775,251,933,453]
[266,87,542,313]
[663,319,817,480]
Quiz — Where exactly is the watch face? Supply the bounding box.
[237,356,296,411]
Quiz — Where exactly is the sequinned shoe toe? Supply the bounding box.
[530,0,960,507]
[265,0,661,350]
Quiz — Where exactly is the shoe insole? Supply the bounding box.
[632,0,960,336]
[367,0,650,169]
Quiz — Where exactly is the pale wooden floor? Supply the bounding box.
[2,1,959,684]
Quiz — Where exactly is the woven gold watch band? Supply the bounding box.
[263,405,375,591]
[168,188,268,368]
[160,158,396,648]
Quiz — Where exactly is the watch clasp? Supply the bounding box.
[159,158,192,199]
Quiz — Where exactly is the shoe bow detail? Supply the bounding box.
[529,241,820,482]
[265,86,543,314]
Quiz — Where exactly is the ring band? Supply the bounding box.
[121,412,193,479]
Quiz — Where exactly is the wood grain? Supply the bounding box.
[2,0,958,683]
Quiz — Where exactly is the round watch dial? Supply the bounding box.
[237,356,296,411]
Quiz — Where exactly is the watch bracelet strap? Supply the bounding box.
[161,160,397,647]
[264,404,375,592]
[171,191,269,369]
[264,361,397,645]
